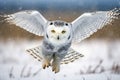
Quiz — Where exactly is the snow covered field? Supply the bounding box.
[0,40,120,80]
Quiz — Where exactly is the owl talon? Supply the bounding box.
[47,64,50,67]
[42,60,50,69]
[52,68,54,71]
[52,66,60,73]
[43,65,46,69]
[52,63,60,73]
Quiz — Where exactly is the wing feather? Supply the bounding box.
[71,8,120,42]
[3,10,47,36]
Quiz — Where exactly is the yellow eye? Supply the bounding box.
[51,30,55,33]
[61,30,66,34]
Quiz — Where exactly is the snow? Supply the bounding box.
[0,39,120,80]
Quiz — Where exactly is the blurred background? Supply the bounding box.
[0,0,120,80]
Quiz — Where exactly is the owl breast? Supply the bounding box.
[42,40,71,58]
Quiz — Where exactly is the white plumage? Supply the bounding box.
[72,9,119,42]
[2,8,119,73]
[5,10,47,36]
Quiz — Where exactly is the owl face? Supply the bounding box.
[45,20,72,45]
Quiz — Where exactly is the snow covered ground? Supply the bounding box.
[0,39,120,80]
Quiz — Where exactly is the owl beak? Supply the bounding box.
[57,36,60,40]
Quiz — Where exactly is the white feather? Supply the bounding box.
[5,10,47,36]
[71,9,119,42]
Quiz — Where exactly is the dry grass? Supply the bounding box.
[79,60,120,75]
[9,65,41,78]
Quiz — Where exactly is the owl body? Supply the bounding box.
[2,9,119,73]
[41,21,72,72]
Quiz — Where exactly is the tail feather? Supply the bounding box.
[26,46,84,64]
[26,46,43,62]
[61,48,84,64]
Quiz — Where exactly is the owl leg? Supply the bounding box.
[52,55,61,73]
[42,56,51,69]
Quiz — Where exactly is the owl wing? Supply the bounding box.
[71,8,120,42]
[3,10,47,36]
[26,46,84,64]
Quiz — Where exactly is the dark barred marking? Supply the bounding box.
[46,34,49,38]
[43,41,54,50]
[58,43,71,53]
[68,35,71,40]
[50,22,53,25]
[27,49,43,60]
[38,59,41,61]
[54,21,65,27]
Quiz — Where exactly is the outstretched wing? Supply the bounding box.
[71,8,120,42]
[3,10,47,36]
[26,46,84,64]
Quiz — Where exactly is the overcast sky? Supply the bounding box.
[0,0,119,11]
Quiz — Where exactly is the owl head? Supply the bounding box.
[45,20,72,45]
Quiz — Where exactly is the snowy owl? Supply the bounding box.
[1,8,119,73]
